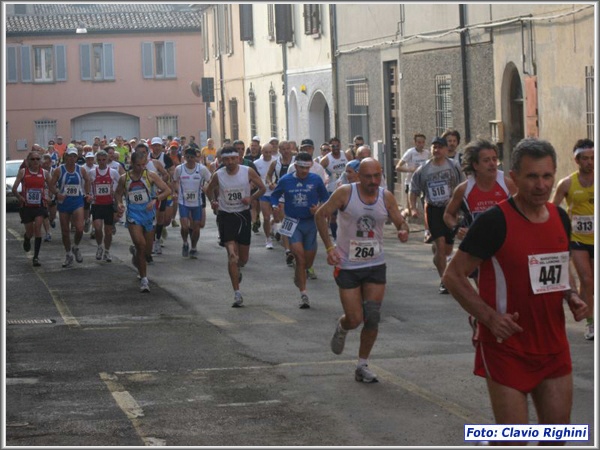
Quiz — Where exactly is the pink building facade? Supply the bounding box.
[5,4,206,160]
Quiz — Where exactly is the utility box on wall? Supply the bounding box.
[16,139,28,151]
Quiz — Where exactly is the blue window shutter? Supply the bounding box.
[7,46,18,83]
[142,42,154,79]
[80,43,91,80]
[103,43,114,80]
[21,45,32,83]
[55,44,67,81]
[165,41,176,78]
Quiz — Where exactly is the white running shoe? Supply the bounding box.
[584,322,594,340]
[73,246,83,263]
[299,293,310,309]
[330,319,348,355]
[62,253,74,268]
[96,246,104,260]
[153,240,162,255]
[355,365,378,383]
[232,292,244,308]
[140,277,150,293]
[103,250,112,262]
[265,238,274,250]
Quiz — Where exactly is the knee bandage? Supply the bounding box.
[363,300,381,330]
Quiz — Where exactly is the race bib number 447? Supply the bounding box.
[528,251,570,294]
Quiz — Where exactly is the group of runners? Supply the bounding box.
[11,133,594,443]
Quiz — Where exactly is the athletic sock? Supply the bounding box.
[357,358,368,368]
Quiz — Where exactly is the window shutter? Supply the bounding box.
[165,41,176,78]
[239,4,253,42]
[55,44,67,81]
[303,5,311,34]
[275,4,293,44]
[80,43,91,80]
[20,45,32,83]
[142,42,154,79]
[7,46,18,83]
[103,43,115,80]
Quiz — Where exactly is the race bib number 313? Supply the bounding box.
[528,251,570,294]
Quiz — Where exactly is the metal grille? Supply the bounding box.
[585,66,594,140]
[267,4,275,41]
[434,74,453,136]
[303,4,320,35]
[269,86,278,138]
[156,115,178,138]
[35,120,56,146]
[346,78,369,144]
[249,86,257,138]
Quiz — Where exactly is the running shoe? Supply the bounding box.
[285,252,295,267]
[584,322,594,340]
[129,245,136,256]
[182,242,190,257]
[73,246,83,263]
[62,253,74,268]
[146,254,154,264]
[306,267,317,280]
[44,233,52,242]
[189,248,198,259]
[161,227,168,239]
[23,234,31,252]
[153,240,162,255]
[232,292,244,308]
[252,220,261,234]
[171,219,180,227]
[140,277,150,293]
[32,257,41,267]
[96,246,104,260]
[438,282,449,295]
[299,294,310,309]
[84,219,91,233]
[265,238,274,250]
[103,250,112,262]
[355,365,378,383]
[330,320,348,355]
[90,228,95,239]
[50,220,56,228]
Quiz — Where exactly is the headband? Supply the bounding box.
[295,160,312,168]
[221,149,238,157]
[574,147,593,157]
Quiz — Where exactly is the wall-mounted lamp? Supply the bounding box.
[76,22,87,34]
[300,84,307,94]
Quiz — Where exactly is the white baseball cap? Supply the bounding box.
[151,137,164,146]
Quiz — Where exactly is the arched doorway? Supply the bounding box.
[308,91,330,146]
[500,63,524,169]
[288,90,299,142]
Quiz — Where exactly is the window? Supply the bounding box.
[7,46,18,83]
[35,120,57,147]
[14,4,27,14]
[346,78,369,144]
[202,13,210,62]
[157,116,178,138]
[239,4,254,43]
[142,42,176,79]
[19,45,67,83]
[267,4,275,41]
[217,4,233,55]
[229,98,239,141]
[269,86,278,138]
[585,66,594,140]
[80,43,114,81]
[303,5,320,36]
[434,75,453,136]
[249,86,257,138]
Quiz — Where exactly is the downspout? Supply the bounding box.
[329,5,339,136]
[282,43,288,139]
[218,52,226,141]
[459,4,471,142]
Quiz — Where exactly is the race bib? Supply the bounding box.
[184,190,198,204]
[349,239,381,262]
[223,188,243,206]
[572,215,593,235]
[528,251,570,295]
[278,216,299,237]
[128,190,149,205]
[26,188,42,205]
[95,184,111,196]
[427,180,450,203]
[64,185,80,196]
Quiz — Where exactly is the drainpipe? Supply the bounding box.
[459,4,471,142]
[282,43,289,139]
[329,5,339,136]
[218,52,226,141]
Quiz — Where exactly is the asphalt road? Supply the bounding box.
[4,209,595,446]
